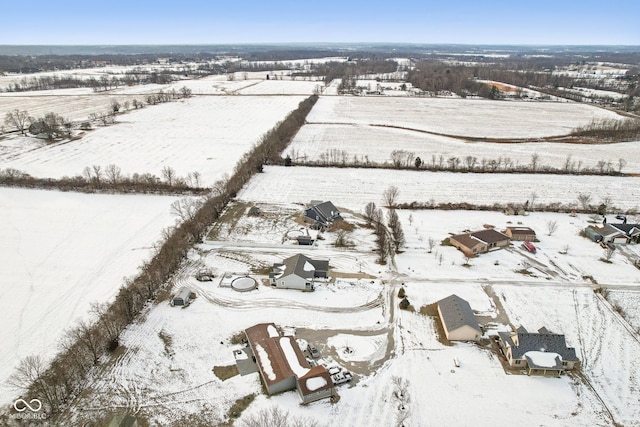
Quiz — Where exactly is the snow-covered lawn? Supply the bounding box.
[239,166,640,212]
[285,123,640,173]
[1,96,306,185]
[306,96,622,138]
[495,285,640,426]
[0,187,178,405]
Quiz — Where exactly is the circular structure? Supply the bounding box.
[231,276,257,292]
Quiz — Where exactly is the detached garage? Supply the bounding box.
[437,294,482,341]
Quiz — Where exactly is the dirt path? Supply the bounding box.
[296,284,397,378]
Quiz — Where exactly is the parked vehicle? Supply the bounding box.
[522,241,536,254]
[195,269,214,281]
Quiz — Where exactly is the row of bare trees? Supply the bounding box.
[363,186,406,264]
[289,148,629,176]
[4,95,319,421]
[0,165,205,194]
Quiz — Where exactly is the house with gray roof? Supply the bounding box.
[269,254,329,291]
[304,201,342,228]
[610,223,640,244]
[436,294,482,341]
[498,326,579,376]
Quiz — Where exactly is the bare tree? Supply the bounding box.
[530,192,538,211]
[387,209,405,251]
[4,108,31,135]
[546,220,558,236]
[603,247,615,262]
[577,193,592,211]
[392,376,411,411]
[427,236,436,253]
[383,185,400,208]
[239,406,322,427]
[162,166,176,186]
[7,355,47,391]
[530,153,539,172]
[334,229,351,247]
[363,202,378,227]
[179,86,193,98]
[105,164,122,184]
[171,197,203,222]
[618,158,627,173]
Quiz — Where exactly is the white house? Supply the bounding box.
[436,294,482,341]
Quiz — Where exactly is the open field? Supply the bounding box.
[239,166,640,212]
[285,123,640,173]
[1,96,306,185]
[236,79,323,95]
[0,187,178,405]
[306,96,622,139]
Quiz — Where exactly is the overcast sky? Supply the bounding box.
[1,0,638,45]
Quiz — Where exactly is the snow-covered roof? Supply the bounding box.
[244,323,332,400]
[524,351,563,369]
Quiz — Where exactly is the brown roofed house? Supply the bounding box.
[503,226,537,242]
[449,229,510,257]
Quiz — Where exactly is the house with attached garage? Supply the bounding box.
[609,223,640,244]
[497,326,579,376]
[449,229,511,257]
[436,294,482,341]
[588,224,630,244]
[304,200,342,228]
[503,226,536,242]
[269,254,329,291]
[242,323,334,403]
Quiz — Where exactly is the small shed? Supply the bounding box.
[172,287,192,306]
[585,226,603,242]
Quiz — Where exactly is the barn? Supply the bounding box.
[437,294,482,341]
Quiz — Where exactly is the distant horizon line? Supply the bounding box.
[1,42,639,47]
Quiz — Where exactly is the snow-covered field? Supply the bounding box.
[285,123,640,173]
[239,166,640,212]
[0,187,178,405]
[1,96,305,185]
[236,79,323,95]
[306,96,622,138]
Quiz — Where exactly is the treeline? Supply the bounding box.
[4,69,180,93]
[0,53,223,74]
[572,118,640,142]
[3,95,318,422]
[0,165,207,195]
[393,200,637,216]
[288,148,629,176]
[317,59,398,86]
[407,63,489,97]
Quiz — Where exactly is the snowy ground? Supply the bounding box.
[285,122,640,173]
[1,96,305,185]
[56,202,640,426]
[239,166,640,212]
[0,187,178,405]
[305,96,622,139]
